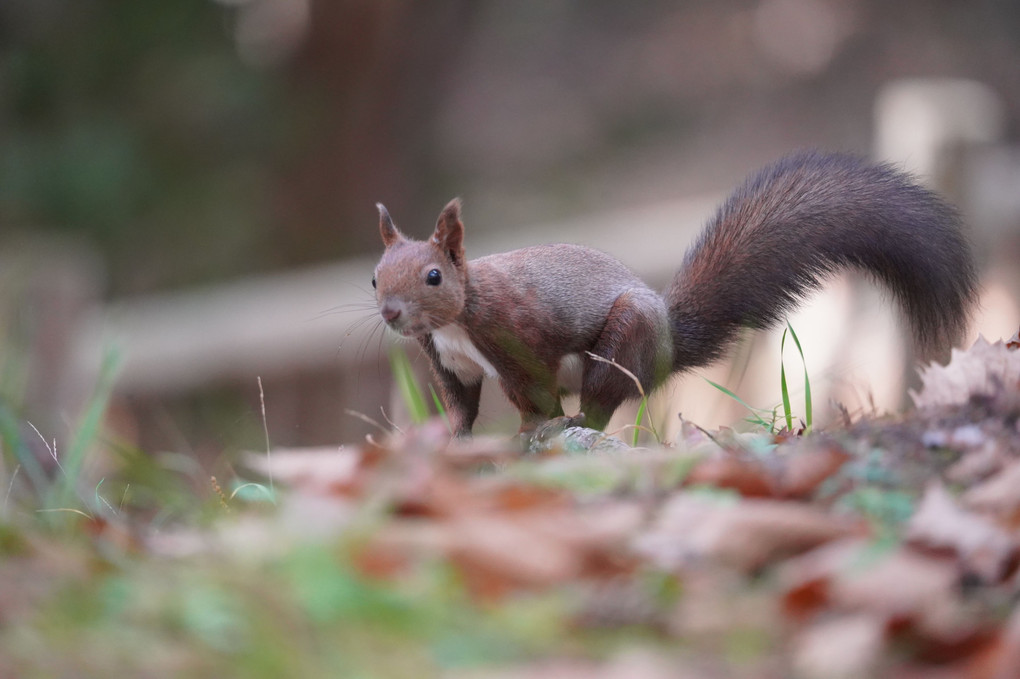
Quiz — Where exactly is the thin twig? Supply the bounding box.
[94,478,116,515]
[379,406,401,434]
[27,421,65,477]
[344,409,388,433]
[36,507,94,520]
[584,351,661,443]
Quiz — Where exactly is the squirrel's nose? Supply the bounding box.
[380,302,402,324]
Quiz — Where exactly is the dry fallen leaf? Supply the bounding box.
[667,568,779,643]
[792,613,886,679]
[965,603,1020,679]
[788,542,992,658]
[912,336,1020,410]
[683,453,775,497]
[224,325,1020,676]
[962,461,1020,530]
[830,547,957,623]
[529,500,645,553]
[352,519,451,581]
[360,501,641,599]
[245,446,364,496]
[776,444,852,499]
[906,483,1018,584]
[440,433,526,469]
[779,538,985,645]
[683,442,849,501]
[1007,325,1020,351]
[636,493,861,572]
[779,538,866,621]
[444,512,586,598]
[945,440,1007,486]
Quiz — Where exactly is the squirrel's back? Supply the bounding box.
[467,243,666,351]
[665,151,977,371]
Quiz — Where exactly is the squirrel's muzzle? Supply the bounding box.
[380,301,402,324]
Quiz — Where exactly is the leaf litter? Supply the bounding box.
[3,334,1020,678]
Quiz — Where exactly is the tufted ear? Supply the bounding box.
[377,203,405,247]
[431,198,465,266]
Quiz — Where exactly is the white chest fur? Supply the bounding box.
[431,324,499,383]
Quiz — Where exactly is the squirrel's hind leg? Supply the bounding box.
[580,290,673,431]
[497,362,564,435]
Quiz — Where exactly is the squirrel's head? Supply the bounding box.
[372,199,468,338]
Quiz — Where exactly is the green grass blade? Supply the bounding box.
[780,327,793,432]
[704,378,774,431]
[46,347,121,512]
[632,399,648,447]
[388,345,430,424]
[0,403,48,497]
[428,384,451,433]
[786,322,813,431]
[585,351,660,444]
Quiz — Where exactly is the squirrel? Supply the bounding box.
[372,151,977,436]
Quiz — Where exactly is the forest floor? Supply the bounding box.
[1,336,1019,679]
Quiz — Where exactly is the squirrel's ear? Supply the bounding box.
[432,198,465,266]
[377,203,405,247]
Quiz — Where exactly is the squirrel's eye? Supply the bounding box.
[371,277,377,289]
[426,269,442,286]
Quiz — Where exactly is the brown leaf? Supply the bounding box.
[637,494,861,572]
[440,434,526,469]
[445,512,584,599]
[391,469,473,518]
[825,546,993,656]
[532,502,645,578]
[684,453,775,497]
[351,518,456,582]
[945,441,1007,486]
[962,461,1020,530]
[907,483,1018,584]
[832,547,956,621]
[912,336,1020,410]
[965,604,1020,679]
[399,474,571,519]
[245,446,365,496]
[474,478,573,514]
[776,445,851,499]
[779,538,865,620]
[444,501,643,599]
[667,568,779,643]
[780,538,982,651]
[792,613,886,679]
[532,501,645,550]
[683,443,850,500]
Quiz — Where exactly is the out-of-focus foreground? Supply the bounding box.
[3,5,1020,675]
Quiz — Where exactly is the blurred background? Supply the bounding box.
[2,0,1019,461]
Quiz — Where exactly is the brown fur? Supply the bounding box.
[372,152,977,435]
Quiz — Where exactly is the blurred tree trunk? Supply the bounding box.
[272,0,477,265]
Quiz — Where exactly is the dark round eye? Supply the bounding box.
[371,277,377,289]
[426,269,442,286]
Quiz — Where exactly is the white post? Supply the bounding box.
[873,78,1004,186]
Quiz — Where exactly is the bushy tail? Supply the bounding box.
[665,151,978,372]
